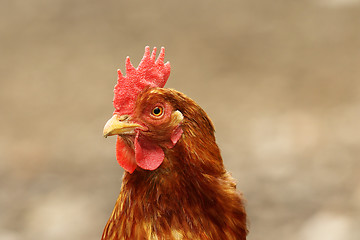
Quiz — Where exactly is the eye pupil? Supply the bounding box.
[152,107,163,116]
[154,108,160,114]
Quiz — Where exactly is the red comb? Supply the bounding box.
[113,46,171,115]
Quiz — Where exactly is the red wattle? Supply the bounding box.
[134,132,164,171]
[116,136,137,173]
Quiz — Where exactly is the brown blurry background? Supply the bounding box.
[1,0,360,239]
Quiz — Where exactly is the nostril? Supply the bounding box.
[119,115,129,121]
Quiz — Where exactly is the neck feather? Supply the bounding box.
[102,119,247,239]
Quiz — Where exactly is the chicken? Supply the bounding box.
[102,46,248,240]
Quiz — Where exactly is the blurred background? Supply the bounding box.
[1,0,360,239]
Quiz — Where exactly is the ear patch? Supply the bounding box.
[166,110,184,148]
[169,125,183,148]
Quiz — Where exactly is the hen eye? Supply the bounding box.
[151,106,163,117]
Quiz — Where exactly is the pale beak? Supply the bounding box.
[103,114,143,138]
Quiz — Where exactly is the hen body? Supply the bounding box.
[102,88,247,240]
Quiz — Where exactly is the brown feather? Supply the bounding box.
[102,88,248,240]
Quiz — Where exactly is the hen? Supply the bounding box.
[102,47,248,240]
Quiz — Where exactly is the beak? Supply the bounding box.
[103,114,143,138]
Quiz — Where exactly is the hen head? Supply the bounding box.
[103,47,186,173]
